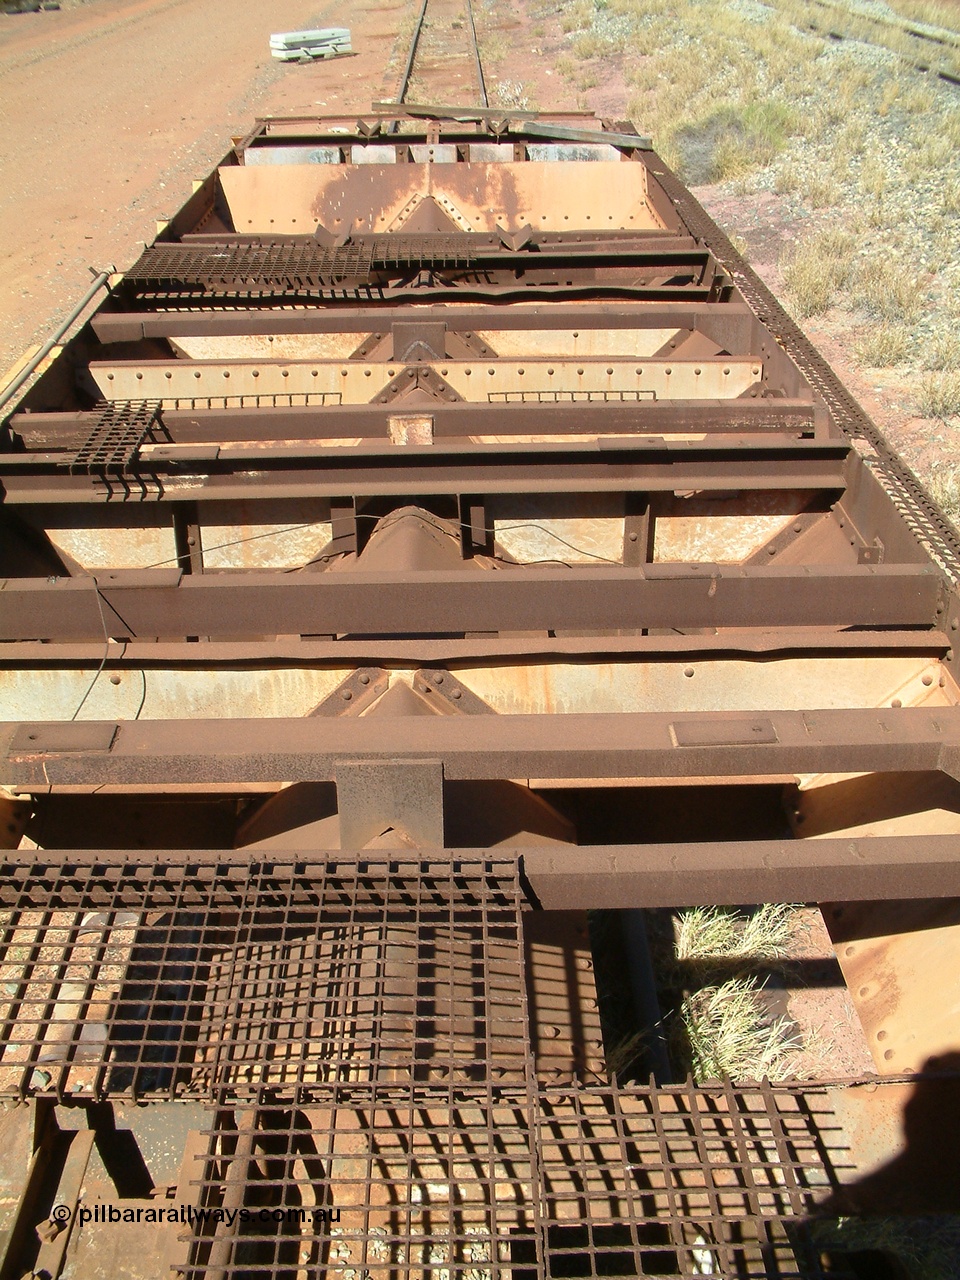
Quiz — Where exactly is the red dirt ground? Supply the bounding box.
[0,0,411,374]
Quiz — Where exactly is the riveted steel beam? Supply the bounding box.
[0,565,940,641]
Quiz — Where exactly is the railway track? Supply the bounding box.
[781,0,960,85]
[1,7,960,1279]
[394,0,488,109]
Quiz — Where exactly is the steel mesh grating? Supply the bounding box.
[128,238,478,290]
[179,1085,539,1280]
[64,398,162,473]
[0,855,526,1102]
[173,1081,859,1280]
[0,855,879,1277]
[534,1082,855,1279]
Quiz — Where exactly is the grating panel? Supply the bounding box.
[127,239,478,290]
[64,398,161,473]
[0,856,526,1101]
[174,1081,859,1280]
[535,1081,855,1278]
[180,1085,539,1280]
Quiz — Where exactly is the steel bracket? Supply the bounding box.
[309,668,390,716]
[336,758,444,848]
[371,365,463,404]
[412,669,496,714]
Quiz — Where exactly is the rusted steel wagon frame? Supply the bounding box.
[2,92,960,1279]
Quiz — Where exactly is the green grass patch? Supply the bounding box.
[673,101,795,184]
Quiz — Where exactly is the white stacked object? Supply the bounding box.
[270,27,352,61]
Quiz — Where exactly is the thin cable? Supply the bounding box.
[350,512,619,563]
[133,669,148,721]
[71,583,111,721]
[142,522,316,570]
[130,513,620,574]
[494,523,622,565]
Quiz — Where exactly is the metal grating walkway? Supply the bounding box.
[64,399,161,474]
[177,1080,858,1279]
[0,855,526,1102]
[0,851,866,1279]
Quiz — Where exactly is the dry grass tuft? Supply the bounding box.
[811,1215,960,1280]
[918,370,960,419]
[923,332,960,372]
[492,80,535,111]
[667,904,803,1081]
[928,466,960,523]
[856,323,912,367]
[675,902,795,966]
[676,976,801,1082]
[781,228,856,317]
[850,255,924,322]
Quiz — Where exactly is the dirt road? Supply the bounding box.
[0,0,411,373]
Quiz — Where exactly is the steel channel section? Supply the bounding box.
[7,402,822,446]
[2,839,960,905]
[89,301,757,341]
[0,453,848,505]
[0,565,940,639]
[1,627,946,665]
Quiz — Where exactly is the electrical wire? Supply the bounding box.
[134,669,148,721]
[64,517,619,721]
[142,522,316,570]
[70,582,111,721]
[493,522,623,566]
[137,513,620,572]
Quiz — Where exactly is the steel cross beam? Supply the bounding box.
[0,446,845,504]
[89,301,756,343]
[523,836,960,905]
[0,628,946,665]
[2,840,957,905]
[5,706,960,787]
[0,565,941,641]
[7,403,822,449]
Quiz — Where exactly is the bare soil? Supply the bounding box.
[0,0,409,374]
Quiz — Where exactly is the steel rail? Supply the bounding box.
[393,0,488,114]
[0,269,112,417]
[464,0,488,107]
[396,0,429,106]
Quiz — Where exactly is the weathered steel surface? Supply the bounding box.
[5,706,960,787]
[4,87,960,1278]
[523,836,960,907]
[0,565,940,639]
